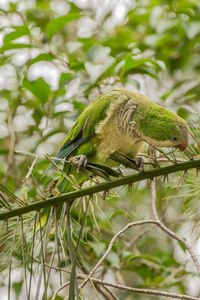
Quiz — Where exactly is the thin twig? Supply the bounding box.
[93,278,200,300]
[157,158,186,163]
[26,156,38,179]
[8,217,19,300]
[28,213,37,300]
[54,276,200,300]
[101,285,119,300]
[30,173,46,199]
[44,153,80,189]
[22,180,45,201]
[46,248,56,288]
[21,217,28,299]
[66,202,78,300]
[90,278,200,300]
[15,149,67,162]
[150,178,200,274]
[79,248,116,300]
[143,140,176,164]
[42,207,54,289]
[54,207,62,285]
[0,181,26,207]
[79,220,159,289]
[34,254,116,300]
[52,281,70,300]
[38,211,47,300]
[33,260,200,300]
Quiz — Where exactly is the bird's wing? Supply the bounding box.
[42,90,122,177]
[42,117,92,178]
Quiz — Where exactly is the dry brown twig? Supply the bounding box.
[79,220,159,289]
[144,141,177,164]
[34,257,200,300]
[74,178,200,298]
[44,153,80,189]
[52,273,200,300]
[101,285,119,300]
[150,178,200,274]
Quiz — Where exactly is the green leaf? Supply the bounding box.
[3,25,30,43]
[178,241,187,252]
[32,107,43,124]
[46,13,81,39]
[69,2,81,14]
[68,54,85,70]
[124,253,161,265]
[59,72,73,88]
[28,53,55,66]
[53,88,66,97]
[53,295,64,300]
[0,43,35,52]
[124,56,162,72]
[73,100,85,112]
[12,281,23,296]
[23,77,51,103]
[9,2,17,12]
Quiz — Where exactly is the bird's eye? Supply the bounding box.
[172,137,178,141]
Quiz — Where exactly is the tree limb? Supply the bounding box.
[150,178,200,274]
[54,276,200,300]
[0,159,200,220]
[79,220,159,289]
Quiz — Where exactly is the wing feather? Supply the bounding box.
[41,118,93,178]
[42,90,122,178]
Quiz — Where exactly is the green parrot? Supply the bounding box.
[45,88,189,186]
[43,88,189,300]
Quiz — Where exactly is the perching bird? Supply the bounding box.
[45,88,189,186]
[43,88,189,300]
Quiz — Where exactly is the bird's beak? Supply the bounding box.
[176,141,188,151]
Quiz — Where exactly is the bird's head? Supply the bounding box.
[137,106,189,151]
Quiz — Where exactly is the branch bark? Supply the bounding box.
[79,220,159,289]
[54,276,200,300]
[150,178,200,274]
[34,255,200,300]
[0,158,200,220]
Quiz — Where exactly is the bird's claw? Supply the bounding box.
[134,157,144,172]
[72,155,88,173]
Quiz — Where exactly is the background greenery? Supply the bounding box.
[0,0,200,299]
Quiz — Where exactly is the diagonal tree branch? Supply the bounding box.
[78,180,200,292]
[79,220,159,289]
[0,158,200,220]
[150,178,200,274]
[53,273,200,300]
[34,256,200,300]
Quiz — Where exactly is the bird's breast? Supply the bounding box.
[94,116,143,163]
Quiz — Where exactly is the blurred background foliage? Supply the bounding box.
[0,0,200,299]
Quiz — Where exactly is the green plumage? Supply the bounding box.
[61,90,120,143]
[44,88,189,182]
[132,100,187,141]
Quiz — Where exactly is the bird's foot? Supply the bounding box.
[69,155,88,173]
[110,151,144,172]
[133,157,144,172]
